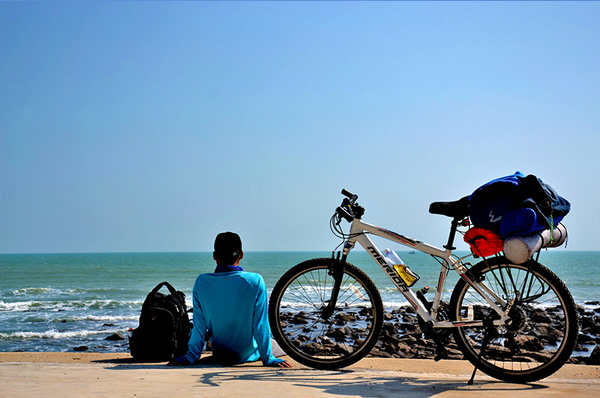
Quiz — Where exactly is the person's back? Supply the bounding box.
[168,232,291,368]
[187,270,270,364]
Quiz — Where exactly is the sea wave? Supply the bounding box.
[0,329,108,340]
[6,287,121,296]
[54,315,138,322]
[0,299,143,312]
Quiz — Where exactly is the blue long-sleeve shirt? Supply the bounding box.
[183,271,280,365]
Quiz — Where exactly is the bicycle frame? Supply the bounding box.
[342,217,510,329]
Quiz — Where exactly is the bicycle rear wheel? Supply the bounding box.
[450,257,579,383]
[269,258,384,370]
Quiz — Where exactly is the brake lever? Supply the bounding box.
[336,206,355,223]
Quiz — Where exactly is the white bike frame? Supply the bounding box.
[343,217,510,329]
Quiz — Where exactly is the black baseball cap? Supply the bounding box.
[214,232,242,258]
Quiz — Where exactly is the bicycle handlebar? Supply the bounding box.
[335,189,363,223]
[336,206,355,223]
[341,189,358,203]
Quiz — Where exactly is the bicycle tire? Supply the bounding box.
[269,258,384,370]
[449,256,579,383]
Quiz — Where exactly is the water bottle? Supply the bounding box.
[384,248,419,287]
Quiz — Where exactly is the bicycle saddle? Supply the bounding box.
[429,196,470,219]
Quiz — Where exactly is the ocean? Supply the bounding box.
[1,251,598,354]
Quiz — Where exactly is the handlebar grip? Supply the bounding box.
[341,189,358,201]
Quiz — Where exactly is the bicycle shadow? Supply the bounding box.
[192,368,550,397]
[96,358,550,397]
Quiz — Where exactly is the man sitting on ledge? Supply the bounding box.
[168,231,292,368]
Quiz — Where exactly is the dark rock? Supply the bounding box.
[296,334,310,343]
[381,334,401,346]
[304,342,327,355]
[369,348,392,358]
[399,323,418,332]
[530,308,552,324]
[102,323,115,327]
[574,344,589,352]
[417,337,434,347]
[319,336,335,346]
[289,314,309,325]
[335,312,357,323]
[581,315,600,335]
[577,334,596,344]
[397,342,411,354]
[358,308,372,317]
[414,347,436,359]
[447,348,464,360]
[105,333,125,341]
[381,322,398,336]
[402,314,418,324]
[73,346,89,352]
[586,345,600,365]
[399,335,418,344]
[334,343,354,355]
[326,327,350,342]
[532,324,563,344]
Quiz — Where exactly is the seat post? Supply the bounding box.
[444,218,460,250]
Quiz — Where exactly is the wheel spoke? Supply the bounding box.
[451,257,578,383]
[269,259,383,369]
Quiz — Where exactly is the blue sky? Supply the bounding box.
[1,2,599,253]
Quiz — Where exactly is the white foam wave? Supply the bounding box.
[381,301,412,309]
[0,300,38,311]
[0,329,107,340]
[279,301,313,309]
[8,286,132,294]
[0,299,142,312]
[58,315,138,322]
[9,287,54,296]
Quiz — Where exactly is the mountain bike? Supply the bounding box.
[268,189,579,383]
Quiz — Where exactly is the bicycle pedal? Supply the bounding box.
[434,347,449,362]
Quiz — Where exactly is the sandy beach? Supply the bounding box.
[1,352,598,398]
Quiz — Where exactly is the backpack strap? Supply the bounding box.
[151,281,177,296]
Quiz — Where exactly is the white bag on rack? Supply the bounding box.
[503,224,568,264]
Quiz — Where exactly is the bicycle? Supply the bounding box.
[268,189,579,383]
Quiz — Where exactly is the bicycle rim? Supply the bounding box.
[269,258,383,369]
[450,257,578,383]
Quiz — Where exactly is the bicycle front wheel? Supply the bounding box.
[450,257,579,383]
[269,258,384,370]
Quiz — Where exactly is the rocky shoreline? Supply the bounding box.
[278,302,600,366]
[367,304,599,365]
[74,303,600,366]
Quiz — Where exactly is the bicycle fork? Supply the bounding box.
[321,251,346,320]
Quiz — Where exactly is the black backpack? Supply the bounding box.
[129,281,191,362]
[468,172,570,238]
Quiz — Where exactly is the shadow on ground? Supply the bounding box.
[102,361,549,398]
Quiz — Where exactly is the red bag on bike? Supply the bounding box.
[464,228,503,257]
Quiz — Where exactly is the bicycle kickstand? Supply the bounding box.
[467,316,497,385]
